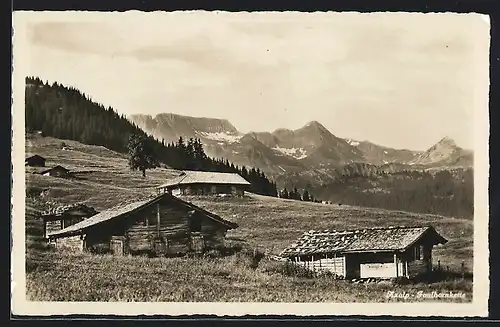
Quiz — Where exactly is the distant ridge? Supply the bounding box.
[129,112,471,173]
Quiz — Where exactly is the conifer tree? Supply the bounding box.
[302,189,310,202]
[127,134,160,177]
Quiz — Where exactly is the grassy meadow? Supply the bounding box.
[23,134,473,302]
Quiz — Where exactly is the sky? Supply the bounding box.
[19,11,489,151]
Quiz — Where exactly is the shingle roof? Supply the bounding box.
[47,192,238,238]
[41,203,98,218]
[157,170,251,189]
[280,226,447,257]
[40,165,70,174]
[25,154,45,161]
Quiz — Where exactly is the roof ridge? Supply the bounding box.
[303,225,431,234]
[182,170,242,175]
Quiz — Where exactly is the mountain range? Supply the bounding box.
[130,113,473,189]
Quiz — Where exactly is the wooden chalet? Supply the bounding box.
[41,203,99,239]
[157,170,251,197]
[25,154,46,167]
[41,165,70,178]
[280,226,448,279]
[46,192,238,256]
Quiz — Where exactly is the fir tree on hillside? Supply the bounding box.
[127,134,160,177]
[302,190,311,202]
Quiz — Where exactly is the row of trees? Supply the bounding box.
[279,187,317,202]
[26,76,278,197]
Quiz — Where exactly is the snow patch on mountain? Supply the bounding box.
[345,139,360,147]
[272,146,308,159]
[199,132,242,143]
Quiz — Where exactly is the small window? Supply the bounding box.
[148,216,157,226]
[413,245,424,260]
[143,216,157,226]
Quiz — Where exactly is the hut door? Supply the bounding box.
[111,239,124,256]
[191,235,205,253]
[153,238,167,256]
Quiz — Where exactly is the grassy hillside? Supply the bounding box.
[24,135,473,302]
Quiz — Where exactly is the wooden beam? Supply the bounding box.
[343,256,346,278]
[394,253,398,278]
[157,203,161,237]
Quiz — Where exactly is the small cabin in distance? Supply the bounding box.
[25,154,46,167]
[41,165,71,178]
[46,192,238,256]
[280,226,448,279]
[157,170,251,197]
[41,203,99,239]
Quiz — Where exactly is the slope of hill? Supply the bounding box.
[351,140,421,165]
[217,134,307,175]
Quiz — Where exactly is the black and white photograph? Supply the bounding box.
[11,10,490,317]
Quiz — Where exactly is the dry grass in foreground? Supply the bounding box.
[26,249,472,303]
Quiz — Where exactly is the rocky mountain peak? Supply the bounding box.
[436,136,458,148]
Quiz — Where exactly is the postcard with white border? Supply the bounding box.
[11,10,490,317]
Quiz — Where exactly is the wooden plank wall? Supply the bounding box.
[45,220,62,238]
[125,201,191,254]
[199,215,227,249]
[402,244,433,278]
[296,256,345,277]
[55,235,84,251]
[407,260,430,277]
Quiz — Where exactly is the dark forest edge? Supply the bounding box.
[25,76,278,197]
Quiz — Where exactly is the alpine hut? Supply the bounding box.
[156,170,251,197]
[46,192,238,256]
[41,165,71,178]
[25,154,46,167]
[280,226,448,279]
[41,203,99,239]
